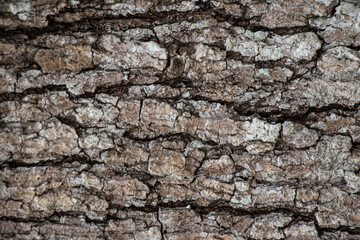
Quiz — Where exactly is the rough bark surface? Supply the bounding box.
[1,0,360,239]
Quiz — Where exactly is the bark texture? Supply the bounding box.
[1,0,360,239]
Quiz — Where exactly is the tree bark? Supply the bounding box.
[1,0,360,239]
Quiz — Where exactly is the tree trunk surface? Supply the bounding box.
[1,0,360,239]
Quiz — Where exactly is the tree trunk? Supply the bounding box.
[1,0,360,239]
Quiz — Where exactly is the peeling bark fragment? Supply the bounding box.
[247,213,292,239]
[252,185,296,208]
[310,2,360,47]
[0,43,26,67]
[317,46,360,82]
[34,45,93,73]
[103,178,149,207]
[226,31,322,62]
[199,155,234,182]
[16,70,128,95]
[39,119,80,155]
[194,176,235,202]
[243,0,339,28]
[0,0,67,29]
[284,222,319,239]
[0,68,16,93]
[141,99,179,133]
[242,118,281,154]
[148,148,186,178]
[95,35,167,71]
[282,121,319,148]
